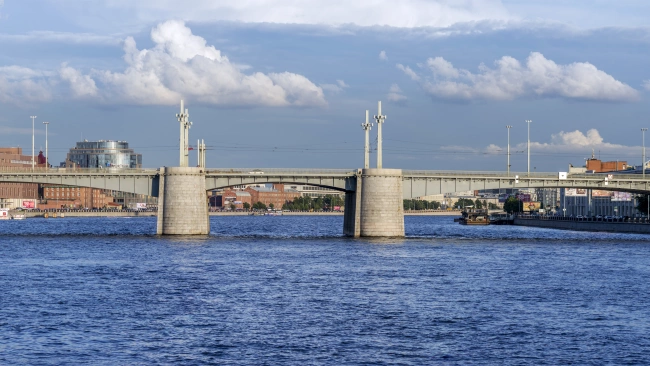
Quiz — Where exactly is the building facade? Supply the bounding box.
[65,140,142,168]
[0,147,41,208]
[41,185,114,209]
[246,184,301,208]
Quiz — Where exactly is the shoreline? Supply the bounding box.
[12,210,462,218]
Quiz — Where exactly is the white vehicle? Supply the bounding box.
[249,169,264,175]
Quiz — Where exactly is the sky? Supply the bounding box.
[1,0,650,172]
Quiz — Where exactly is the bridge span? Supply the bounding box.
[2,167,650,237]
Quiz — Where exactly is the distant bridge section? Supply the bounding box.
[0,168,160,196]
[403,170,650,198]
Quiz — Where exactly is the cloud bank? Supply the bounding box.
[483,129,639,157]
[0,21,326,107]
[398,52,639,102]
[76,0,510,29]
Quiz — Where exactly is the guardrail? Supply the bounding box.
[205,168,358,176]
[0,167,158,174]
[403,170,650,180]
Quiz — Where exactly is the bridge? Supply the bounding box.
[2,166,650,237]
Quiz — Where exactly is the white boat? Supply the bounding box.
[11,214,26,220]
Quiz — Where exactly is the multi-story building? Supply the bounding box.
[64,140,142,168]
[0,147,41,209]
[246,184,301,208]
[213,190,252,210]
[560,188,638,217]
[41,185,114,209]
[284,184,344,199]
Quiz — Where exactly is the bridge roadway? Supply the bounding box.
[2,167,650,198]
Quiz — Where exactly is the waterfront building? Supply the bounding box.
[560,188,639,217]
[64,140,142,168]
[284,184,345,199]
[40,185,114,209]
[246,184,301,209]
[0,147,41,209]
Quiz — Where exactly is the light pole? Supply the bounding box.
[30,116,37,170]
[525,120,532,176]
[642,128,647,179]
[506,125,512,176]
[43,121,49,168]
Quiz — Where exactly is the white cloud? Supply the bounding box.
[65,0,511,29]
[379,51,388,61]
[399,52,639,102]
[483,129,640,157]
[396,64,420,81]
[643,80,650,91]
[1,20,326,107]
[387,84,407,103]
[59,64,98,98]
[320,79,349,93]
[0,31,120,45]
[0,66,53,104]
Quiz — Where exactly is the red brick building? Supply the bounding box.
[246,184,301,208]
[0,147,41,208]
[586,158,627,173]
[214,189,252,209]
[41,185,114,209]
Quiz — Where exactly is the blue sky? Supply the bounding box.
[1,0,649,172]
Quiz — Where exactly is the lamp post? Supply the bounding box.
[30,116,37,170]
[43,121,49,168]
[506,125,512,176]
[642,128,647,179]
[525,120,532,176]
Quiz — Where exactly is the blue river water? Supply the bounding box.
[1,216,650,365]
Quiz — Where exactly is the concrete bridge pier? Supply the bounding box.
[344,168,405,237]
[156,167,210,235]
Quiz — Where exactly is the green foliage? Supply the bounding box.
[455,198,475,209]
[488,202,499,210]
[229,203,236,210]
[474,199,483,209]
[269,203,274,209]
[252,201,267,210]
[283,194,345,211]
[503,196,522,213]
[403,199,441,210]
[243,202,251,210]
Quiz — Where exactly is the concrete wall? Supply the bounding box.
[343,176,361,237]
[514,218,650,234]
[156,167,209,235]
[359,168,404,237]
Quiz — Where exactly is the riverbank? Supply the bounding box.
[514,217,650,234]
[14,210,462,218]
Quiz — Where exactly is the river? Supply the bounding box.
[1,216,649,364]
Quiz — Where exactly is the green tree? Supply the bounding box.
[474,199,483,209]
[229,203,236,211]
[269,203,274,209]
[243,202,251,210]
[456,198,474,210]
[503,196,522,213]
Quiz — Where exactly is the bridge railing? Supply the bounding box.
[0,167,158,174]
[403,170,650,180]
[205,168,358,176]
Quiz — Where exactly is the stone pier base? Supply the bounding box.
[358,168,405,237]
[156,167,209,235]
